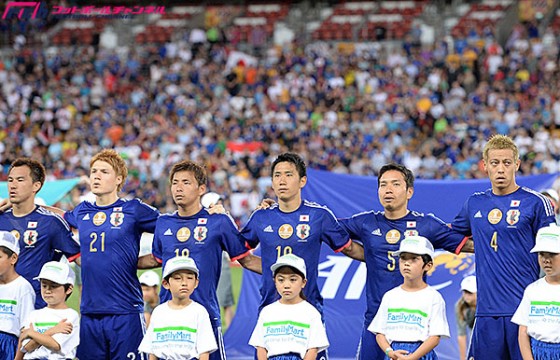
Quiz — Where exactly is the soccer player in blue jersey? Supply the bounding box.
[58,149,159,360]
[0,158,80,309]
[452,135,556,360]
[240,153,364,360]
[338,163,473,360]
[138,160,262,360]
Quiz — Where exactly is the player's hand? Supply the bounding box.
[0,198,11,213]
[51,319,73,334]
[19,323,34,339]
[257,198,275,210]
[207,203,227,215]
[392,350,410,359]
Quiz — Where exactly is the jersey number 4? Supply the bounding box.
[490,231,498,252]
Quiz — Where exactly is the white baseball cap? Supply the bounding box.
[393,236,435,259]
[139,270,160,287]
[531,225,560,254]
[270,254,307,279]
[0,231,20,255]
[201,192,221,208]
[34,261,75,286]
[163,256,199,279]
[460,275,477,293]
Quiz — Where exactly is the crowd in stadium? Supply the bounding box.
[1,8,560,220]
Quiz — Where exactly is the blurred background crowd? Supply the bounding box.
[1,0,560,224]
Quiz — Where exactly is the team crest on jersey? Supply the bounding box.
[11,230,20,241]
[23,230,38,246]
[176,227,191,242]
[404,230,418,237]
[278,224,293,239]
[385,229,400,244]
[487,209,502,225]
[296,224,310,240]
[193,226,207,242]
[93,212,106,226]
[110,211,124,227]
[506,210,520,225]
[27,221,37,229]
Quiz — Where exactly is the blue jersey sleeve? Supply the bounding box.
[320,208,350,252]
[339,215,365,243]
[152,218,164,262]
[532,196,556,232]
[424,213,466,254]
[239,210,262,249]
[219,214,249,261]
[64,207,79,229]
[451,198,472,236]
[134,199,159,233]
[50,212,81,257]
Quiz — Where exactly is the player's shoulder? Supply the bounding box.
[125,197,158,211]
[302,199,337,217]
[36,207,71,229]
[350,210,381,220]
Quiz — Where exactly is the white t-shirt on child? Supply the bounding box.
[249,300,329,358]
[0,276,35,337]
[512,277,560,343]
[22,307,80,359]
[139,301,217,360]
[368,285,450,343]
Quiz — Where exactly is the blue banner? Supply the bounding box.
[225,170,558,359]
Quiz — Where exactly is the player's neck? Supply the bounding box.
[278,196,302,213]
[169,297,192,309]
[492,183,519,196]
[384,208,409,220]
[95,193,119,206]
[12,200,36,217]
[177,203,202,217]
[401,278,427,291]
[47,302,69,310]
[0,270,18,285]
[545,274,560,285]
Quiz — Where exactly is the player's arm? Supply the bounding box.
[375,333,403,359]
[303,348,319,360]
[341,240,365,262]
[199,352,210,360]
[409,335,440,359]
[518,325,533,360]
[237,253,262,274]
[138,254,161,269]
[149,354,158,360]
[20,319,73,353]
[256,347,268,360]
[460,238,474,253]
[21,324,63,352]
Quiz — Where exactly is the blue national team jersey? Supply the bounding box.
[240,200,350,315]
[0,206,80,308]
[65,198,158,315]
[340,210,466,325]
[152,209,250,326]
[452,187,555,316]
